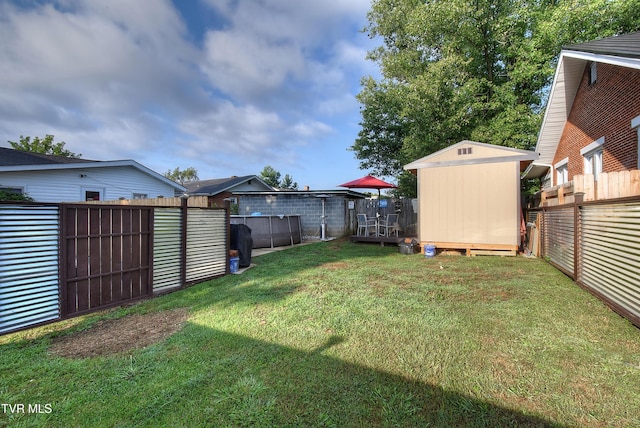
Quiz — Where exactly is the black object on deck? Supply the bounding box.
[231,224,253,267]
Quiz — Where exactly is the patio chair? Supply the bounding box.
[378,213,400,237]
[357,213,377,236]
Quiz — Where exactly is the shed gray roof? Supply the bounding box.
[0,147,96,166]
[564,31,640,59]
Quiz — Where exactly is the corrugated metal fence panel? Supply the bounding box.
[543,207,574,277]
[579,203,640,320]
[186,208,227,283]
[0,205,60,334]
[153,208,183,292]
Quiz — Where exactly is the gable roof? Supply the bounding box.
[183,175,273,195]
[0,147,186,192]
[0,146,97,166]
[525,31,640,178]
[404,140,538,171]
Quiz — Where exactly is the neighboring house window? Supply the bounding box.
[133,193,148,199]
[228,196,238,204]
[85,191,100,201]
[581,137,604,180]
[555,157,569,185]
[0,187,23,195]
[589,62,597,85]
[632,115,640,169]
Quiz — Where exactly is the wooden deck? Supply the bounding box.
[349,234,408,246]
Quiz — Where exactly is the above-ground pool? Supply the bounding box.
[230,215,302,248]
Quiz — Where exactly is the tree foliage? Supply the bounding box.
[260,166,298,190]
[164,167,199,185]
[0,190,33,202]
[354,0,640,196]
[8,135,81,158]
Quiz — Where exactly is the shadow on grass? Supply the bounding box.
[120,324,561,427]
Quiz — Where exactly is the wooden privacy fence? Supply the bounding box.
[0,201,229,335]
[352,198,418,236]
[533,170,640,207]
[528,194,640,327]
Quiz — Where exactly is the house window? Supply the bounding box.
[632,115,640,169]
[85,191,100,201]
[580,137,604,180]
[0,187,23,195]
[589,62,597,85]
[555,157,569,185]
[133,193,148,199]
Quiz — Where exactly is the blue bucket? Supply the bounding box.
[230,256,239,273]
[424,244,436,258]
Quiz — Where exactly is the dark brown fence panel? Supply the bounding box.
[61,206,153,318]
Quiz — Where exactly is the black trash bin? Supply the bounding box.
[231,224,253,267]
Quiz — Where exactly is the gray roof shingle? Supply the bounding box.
[564,31,640,59]
[0,147,95,166]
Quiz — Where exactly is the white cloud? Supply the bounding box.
[0,0,375,189]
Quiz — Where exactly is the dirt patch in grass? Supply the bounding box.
[49,308,189,359]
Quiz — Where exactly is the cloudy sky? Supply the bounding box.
[0,0,382,190]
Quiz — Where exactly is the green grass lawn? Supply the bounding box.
[2,240,640,427]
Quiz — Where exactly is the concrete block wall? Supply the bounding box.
[237,193,353,239]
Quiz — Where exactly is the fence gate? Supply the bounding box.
[61,206,153,317]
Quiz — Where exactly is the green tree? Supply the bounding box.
[260,165,281,188]
[259,166,298,190]
[280,174,298,190]
[354,0,640,197]
[164,167,199,185]
[0,190,33,202]
[8,135,81,158]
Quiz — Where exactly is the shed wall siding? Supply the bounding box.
[0,167,177,202]
[553,63,640,185]
[419,161,519,246]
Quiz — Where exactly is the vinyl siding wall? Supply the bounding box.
[0,167,177,203]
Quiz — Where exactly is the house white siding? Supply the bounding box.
[0,166,178,203]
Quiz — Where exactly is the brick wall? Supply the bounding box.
[237,193,355,238]
[553,63,640,185]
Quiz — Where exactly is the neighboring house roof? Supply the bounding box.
[0,147,186,192]
[183,175,274,195]
[233,189,368,198]
[0,147,96,166]
[404,140,538,171]
[525,31,640,178]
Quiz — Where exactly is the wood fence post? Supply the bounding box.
[573,192,584,281]
[225,198,231,275]
[180,196,188,288]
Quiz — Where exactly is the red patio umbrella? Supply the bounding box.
[338,174,397,201]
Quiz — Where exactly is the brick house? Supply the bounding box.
[524,31,640,191]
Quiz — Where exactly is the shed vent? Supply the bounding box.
[457,147,472,155]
